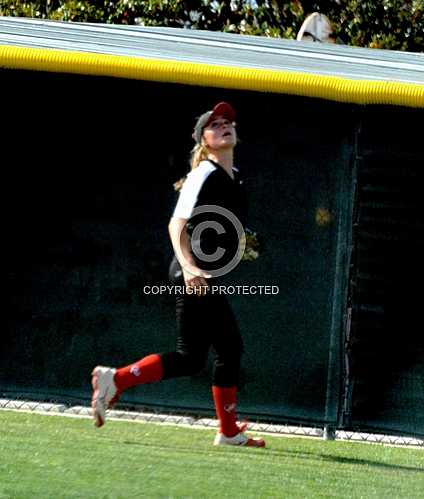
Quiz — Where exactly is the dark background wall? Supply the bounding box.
[3,69,422,435]
[348,106,424,436]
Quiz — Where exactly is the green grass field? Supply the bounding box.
[0,410,423,499]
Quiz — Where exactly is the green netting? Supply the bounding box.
[348,106,424,438]
[4,70,421,437]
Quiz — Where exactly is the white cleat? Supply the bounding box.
[91,366,117,428]
[214,430,266,448]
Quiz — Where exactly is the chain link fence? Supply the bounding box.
[1,396,422,448]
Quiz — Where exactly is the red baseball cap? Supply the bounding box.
[193,102,236,144]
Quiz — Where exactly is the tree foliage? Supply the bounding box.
[1,0,423,52]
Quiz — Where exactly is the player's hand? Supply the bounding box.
[182,266,211,296]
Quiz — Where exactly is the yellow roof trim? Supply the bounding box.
[1,45,423,108]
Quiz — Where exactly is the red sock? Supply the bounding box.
[114,354,163,392]
[212,386,239,437]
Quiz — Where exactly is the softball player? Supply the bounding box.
[91,102,265,448]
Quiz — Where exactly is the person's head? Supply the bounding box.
[190,102,237,169]
[296,12,336,43]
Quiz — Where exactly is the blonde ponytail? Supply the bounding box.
[174,144,209,192]
[190,144,209,170]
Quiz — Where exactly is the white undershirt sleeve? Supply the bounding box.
[172,161,216,219]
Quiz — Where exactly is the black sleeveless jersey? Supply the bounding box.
[172,159,248,274]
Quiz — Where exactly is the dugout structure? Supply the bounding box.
[2,18,423,439]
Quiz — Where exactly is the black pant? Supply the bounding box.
[160,256,243,387]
